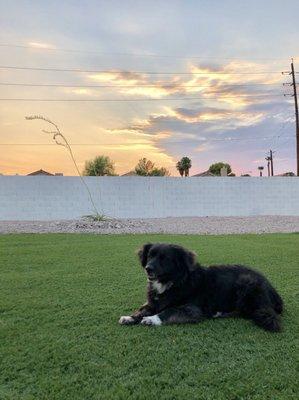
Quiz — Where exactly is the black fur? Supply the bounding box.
[120,243,283,332]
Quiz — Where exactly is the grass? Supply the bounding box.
[0,233,298,400]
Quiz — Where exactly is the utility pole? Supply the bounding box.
[266,150,274,176]
[291,61,299,176]
[265,156,271,176]
[270,150,274,176]
[283,59,299,176]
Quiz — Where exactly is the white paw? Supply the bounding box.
[141,315,162,326]
[213,312,223,318]
[119,316,134,325]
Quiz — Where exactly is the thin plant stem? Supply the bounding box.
[25,115,103,217]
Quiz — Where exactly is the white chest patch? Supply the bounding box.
[151,280,173,294]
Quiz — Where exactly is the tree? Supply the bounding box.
[176,161,184,177]
[151,167,170,176]
[208,162,232,176]
[83,155,116,176]
[134,158,170,176]
[135,158,154,176]
[177,157,192,177]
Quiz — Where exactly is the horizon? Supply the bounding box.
[1,1,298,177]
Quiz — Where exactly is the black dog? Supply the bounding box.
[119,243,283,331]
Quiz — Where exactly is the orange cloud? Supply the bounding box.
[165,107,265,127]
[27,41,56,49]
[86,61,281,109]
[0,59,286,176]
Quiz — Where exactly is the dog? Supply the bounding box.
[119,243,283,332]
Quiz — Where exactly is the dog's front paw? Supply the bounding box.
[119,316,135,325]
[141,315,162,326]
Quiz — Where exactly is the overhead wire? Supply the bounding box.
[0,65,285,75]
[0,43,292,61]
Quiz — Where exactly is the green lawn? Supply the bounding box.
[0,234,298,400]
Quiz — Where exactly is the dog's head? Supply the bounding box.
[137,243,197,284]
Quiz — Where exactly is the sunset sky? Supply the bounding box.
[0,0,298,176]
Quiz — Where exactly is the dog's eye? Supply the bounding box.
[148,251,156,258]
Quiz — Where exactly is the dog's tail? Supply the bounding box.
[252,307,281,332]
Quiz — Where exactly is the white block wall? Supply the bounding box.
[0,176,298,220]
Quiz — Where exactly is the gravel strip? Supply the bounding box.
[0,216,299,235]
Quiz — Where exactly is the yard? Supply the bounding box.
[0,233,298,400]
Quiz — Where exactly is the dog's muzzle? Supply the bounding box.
[145,264,156,280]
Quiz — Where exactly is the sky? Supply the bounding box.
[0,0,298,176]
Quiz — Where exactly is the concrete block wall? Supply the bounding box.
[0,176,298,220]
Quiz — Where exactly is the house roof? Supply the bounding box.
[27,169,54,176]
[121,171,137,176]
[192,170,215,177]
[276,172,295,177]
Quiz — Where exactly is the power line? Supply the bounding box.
[0,65,285,75]
[0,43,291,61]
[194,135,292,142]
[0,136,292,146]
[0,143,150,146]
[279,134,295,147]
[0,82,285,88]
[0,94,285,102]
[270,118,294,151]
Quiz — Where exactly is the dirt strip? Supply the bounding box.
[1,216,299,235]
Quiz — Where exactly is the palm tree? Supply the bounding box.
[179,157,192,177]
[83,155,116,176]
[176,161,184,177]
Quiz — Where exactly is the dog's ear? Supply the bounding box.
[180,248,197,271]
[186,250,197,269]
[137,243,153,267]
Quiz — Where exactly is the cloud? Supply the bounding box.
[88,70,147,85]
[68,88,93,95]
[86,61,282,109]
[164,106,265,128]
[194,142,214,153]
[1,50,291,176]
[104,70,289,175]
[116,102,267,140]
[27,41,56,49]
